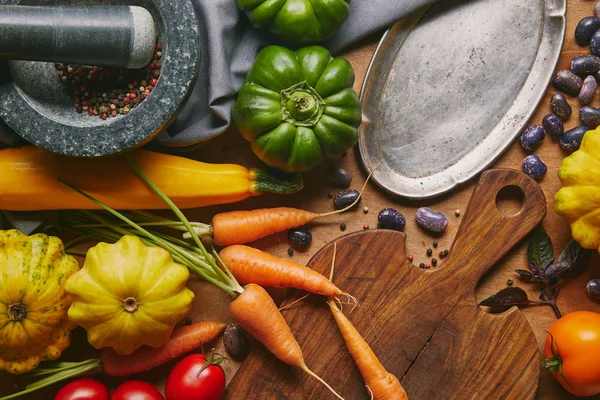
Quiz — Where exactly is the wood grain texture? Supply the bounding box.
[226,169,545,399]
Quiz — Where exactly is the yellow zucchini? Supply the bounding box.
[0,146,302,210]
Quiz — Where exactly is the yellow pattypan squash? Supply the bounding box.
[66,235,194,355]
[555,126,600,251]
[0,230,80,374]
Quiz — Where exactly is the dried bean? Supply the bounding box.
[520,125,545,152]
[223,324,250,361]
[580,75,598,105]
[560,126,589,151]
[287,228,312,248]
[587,279,600,300]
[522,155,547,180]
[542,113,564,137]
[552,70,583,96]
[575,16,600,46]
[333,189,361,210]
[580,106,600,128]
[326,166,352,189]
[377,208,406,231]
[416,207,448,233]
[596,2,600,20]
[591,30,600,57]
[571,54,600,75]
[550,93,572,121]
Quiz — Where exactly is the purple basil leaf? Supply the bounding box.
[515,269,535,282]
[543,261,572,280]
[479,287,532,311]
[555,240,592,277]
[527,225,554,270]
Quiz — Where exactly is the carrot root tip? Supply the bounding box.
[301,364,345,400]
[366,385,374,400]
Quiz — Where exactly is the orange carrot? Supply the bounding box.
[210,172,373,246]
[328,299,407,400]
[230,283,344,400]
[212,207,317,246]
[102,321,226,377]
[327,245,407,400]
[219,245,345,297]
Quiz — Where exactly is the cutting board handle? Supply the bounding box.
[440,168,546,288]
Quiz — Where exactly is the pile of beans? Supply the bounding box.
[519,2,600,180]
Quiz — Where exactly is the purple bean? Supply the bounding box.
[333,189,360,210]
[522,155,547,180]
[575,16,600,46]
[550,93,572,121]
[560,126,589,151]
[520,125,545,152]
[596,2,600,20]
[542,113,564,137]
[552,70,583,96]
[587,279,600,300]
[579,75,597,105]
[580,106,600,128]
[326,166,352,189]
[416,207,448,233]
[571,54,600,75]
[591,30,600,57]
[377,208,406,231]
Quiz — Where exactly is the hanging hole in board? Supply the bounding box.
[495,185,525,217]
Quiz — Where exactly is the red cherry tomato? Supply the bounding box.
[55,378,109,400]
[110,380,164,400]
[165,354,226,400]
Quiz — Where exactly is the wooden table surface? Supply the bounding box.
[2,1,600,399]
[190,1,600,398]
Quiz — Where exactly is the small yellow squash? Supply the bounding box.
[0,230,80,374]
[555,126,600,251]
[66,235,195,355]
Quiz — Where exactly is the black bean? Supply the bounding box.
[550,93,572,121]
[377,208,406,231]
[287,228,312,248]
[542,113,564,137]
[223,324,250,361]
[571,54,600,75]
[580,106,600,128]
[560,125,589,151]
[333,189,361,210]
[575,16,600,46]
[591,30,600,57]
[580,75,598,105]
[326,166,353,189]
[552,70,583,96]
[587,279,600,300]
[522,155,547,180]
[520,125,545,152]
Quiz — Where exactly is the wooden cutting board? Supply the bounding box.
[226,168,547,399]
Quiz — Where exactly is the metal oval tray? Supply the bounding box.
[359,0,566,199]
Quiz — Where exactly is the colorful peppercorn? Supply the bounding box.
[54,43,162,119]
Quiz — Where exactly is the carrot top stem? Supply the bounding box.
[58,156,244,297]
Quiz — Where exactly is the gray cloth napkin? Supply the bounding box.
[0,0,438,232]
[0,0,436,148]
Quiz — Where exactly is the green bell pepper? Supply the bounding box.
[232,45,362,173]
[237,0,350,45]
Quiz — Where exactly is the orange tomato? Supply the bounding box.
[544,311,600,397]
